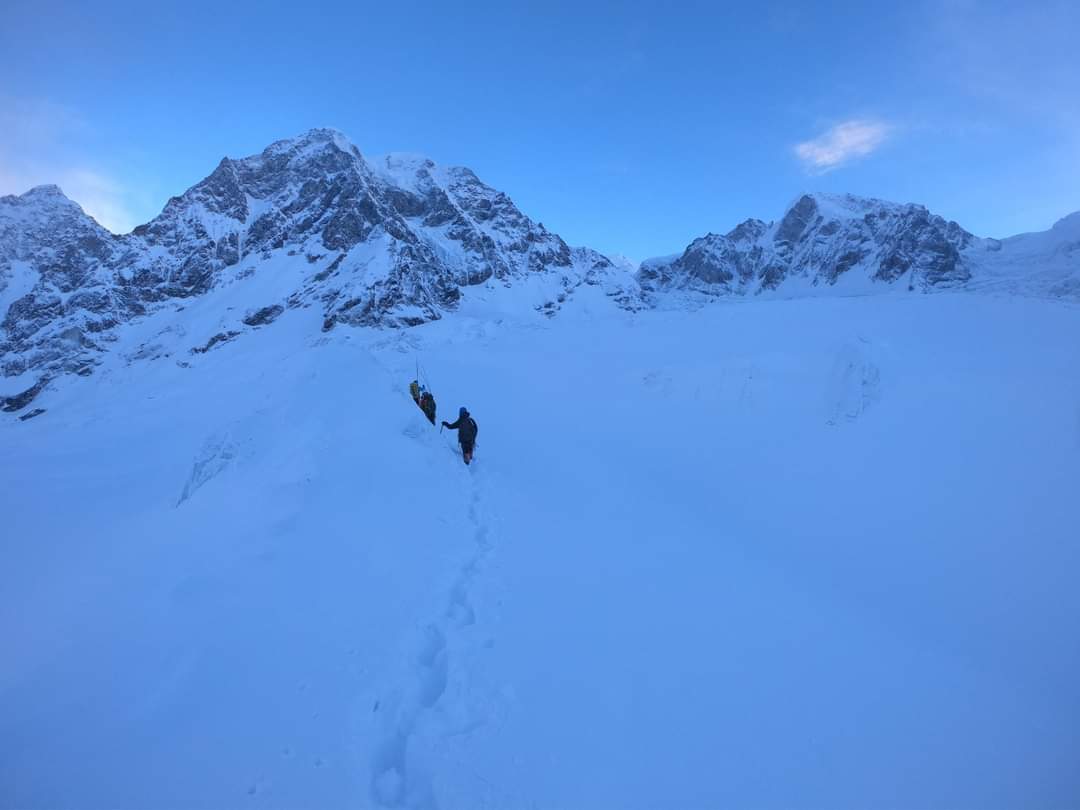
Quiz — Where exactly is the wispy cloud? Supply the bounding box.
[0,97,138,233]
[794,119,892,173]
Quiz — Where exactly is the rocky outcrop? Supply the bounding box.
[1,377,48,412]
[243,305,284,327]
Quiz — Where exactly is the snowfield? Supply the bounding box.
[2,283,1079,808]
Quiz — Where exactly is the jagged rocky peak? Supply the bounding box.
[0,184,119,277]
[641,192,976,296]
[2,184,98,229]
[10,183,69,202]
[0,184,130,378]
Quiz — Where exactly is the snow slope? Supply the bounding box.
[966,211,1080,298]
[2,284,1078,808]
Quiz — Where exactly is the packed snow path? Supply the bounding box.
[2,291,1079,808]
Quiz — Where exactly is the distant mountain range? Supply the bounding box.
[2,128,1077,388]
[641,192,1080,301]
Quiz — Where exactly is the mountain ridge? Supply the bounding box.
[1,129,1077,400]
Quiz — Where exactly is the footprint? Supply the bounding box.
[643,370,673,396]
[416,625,448,709]
[401,422,426,439]
[738,364,756,408]
[370,732,408,807]
[447,582,477,628]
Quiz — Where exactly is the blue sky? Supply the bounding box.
[1,0,1077,259]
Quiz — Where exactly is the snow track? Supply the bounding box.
[368,469,503,809]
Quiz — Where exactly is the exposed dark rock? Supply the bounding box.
[18,408,45,421]
[191,331,241,354]
[1,378,48,412]
[243,305,284,327]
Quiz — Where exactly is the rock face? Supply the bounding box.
[0,129,632,378]
[639,193,976,297]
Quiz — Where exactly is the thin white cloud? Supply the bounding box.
[0,97,137,233]
[794,119,892,173]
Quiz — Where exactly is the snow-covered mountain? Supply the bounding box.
[639,192,1079,300]
[0,129,633,381]
[2,133,1078,415]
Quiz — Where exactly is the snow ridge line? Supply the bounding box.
[368,476,499,809]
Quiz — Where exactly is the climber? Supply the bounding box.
[409,379,421,405]
[442,407,478,465]
[419,388,437,425]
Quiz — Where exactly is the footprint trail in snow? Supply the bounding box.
[368,474,502,809]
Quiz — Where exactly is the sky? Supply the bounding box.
[1,0,1078,259]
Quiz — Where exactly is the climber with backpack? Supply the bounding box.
[442,407,478,465]
[409,379,421,405]
[419,388,437,425]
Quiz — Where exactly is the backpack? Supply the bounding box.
[460,419,477,444]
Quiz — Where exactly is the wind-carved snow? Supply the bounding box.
[177,430,241,505]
